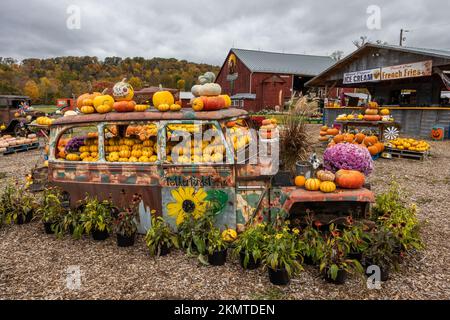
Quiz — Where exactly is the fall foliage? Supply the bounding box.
[0,56,219,104]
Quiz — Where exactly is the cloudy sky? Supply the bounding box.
[0,0,449,65]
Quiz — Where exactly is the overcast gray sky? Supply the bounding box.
[0,0,449,65]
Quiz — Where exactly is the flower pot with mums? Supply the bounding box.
[233,224,265,270]
[261,222,303,285]
[145,216,178,256]
[79,196,113,241]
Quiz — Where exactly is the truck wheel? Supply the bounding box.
[13,122,26,137]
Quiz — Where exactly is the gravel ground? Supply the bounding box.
[0,130,449,300]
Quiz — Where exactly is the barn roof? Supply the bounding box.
[231,48,334,76]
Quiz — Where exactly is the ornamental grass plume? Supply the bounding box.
[279,107,312,172]
[323,143,373,176]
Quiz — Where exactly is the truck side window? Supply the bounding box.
[165,122,227,164]
[56,126,99,161]
[104,122,158,163]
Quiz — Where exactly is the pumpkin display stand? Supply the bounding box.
[335,120,401,141]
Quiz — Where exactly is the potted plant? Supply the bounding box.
[319,224,364,285]
[373,182,424,262]
[233,224,265,269]
[297,224,325,265]
[37,188,66,234]
[342,220,371,261]
[177,211,213,256]
[79,197,113,241]
[145,216,178,256]
[113,194,142,247]
[364,227,400,282]
[0,181,17,221]
[51,209,81,238]
[4,183,36,225]
[262,223,303,285]
[206,227,228,266]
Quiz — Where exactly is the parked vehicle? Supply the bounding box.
[0,95,45,136]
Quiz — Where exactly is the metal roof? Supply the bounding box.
[374,44,450,60]
[52,108,248,126]
[306,43,450,87]
[231,48,334,76]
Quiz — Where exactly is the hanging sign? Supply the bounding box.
[381,60,432,80]
[343,68,381,84]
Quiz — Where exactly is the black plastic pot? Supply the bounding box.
[92,229,109,241]
[117,233,135,247]
[16,211,33,225]
[43,222,56,234]
[303,255,315,266]
[268,267,290,285]
[239,251,260,270]
[324,269,347,285]
[208,249,227,266]
[159,244,171,256]
[348,252,363,261]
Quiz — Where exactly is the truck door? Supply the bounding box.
[159,120,236,230]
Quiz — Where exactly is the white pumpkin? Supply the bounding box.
[199,83,222,96]
[64,110,78,117]
[191,85,203,97]
[203,72,216,83]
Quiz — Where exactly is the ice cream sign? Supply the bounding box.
[343,60,432,84]
[343,68,381,84]
[380,60,432,80]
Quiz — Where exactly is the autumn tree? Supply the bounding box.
[24,80,40,102]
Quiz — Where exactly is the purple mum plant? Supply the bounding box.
[323,143,374,176]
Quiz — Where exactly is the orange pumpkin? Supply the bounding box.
[368,145,379,155]
[335,169,365,189]
[344,134,355,143]
[333,134,344,143]
[321,126,328,131]
[363,136,378,146]
[319,131,328,136]
[319,136,329,142]
[113,100,136,112]
[327,128,339,136]
[374,142,384,153]
[355,133,366,144]
[294,176,306,187]
[363,115,381,121]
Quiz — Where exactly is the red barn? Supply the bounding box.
[216,48,334,112]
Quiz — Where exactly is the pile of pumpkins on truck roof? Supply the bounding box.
[75,72,231,115]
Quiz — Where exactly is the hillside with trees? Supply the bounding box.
[0,56,220,104]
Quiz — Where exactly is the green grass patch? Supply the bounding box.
[32,105,58,113]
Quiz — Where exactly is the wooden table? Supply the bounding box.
[335,120,401,141]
